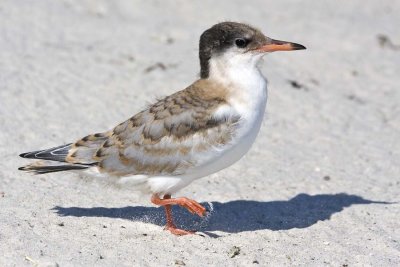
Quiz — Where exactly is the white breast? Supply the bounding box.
[145,50,269,194]
[183,51,268,179]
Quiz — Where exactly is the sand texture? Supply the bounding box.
[1,0,399,266]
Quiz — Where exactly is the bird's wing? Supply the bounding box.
[67,80,240,176]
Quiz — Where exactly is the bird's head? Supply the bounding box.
[199,22,306,79]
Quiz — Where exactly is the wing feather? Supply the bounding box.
[97,80,240,176]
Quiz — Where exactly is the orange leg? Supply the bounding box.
[151,194,206,235]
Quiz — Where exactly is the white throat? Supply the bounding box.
[207,51,268,114]
[209,50,264,79]
[180,51,269,182]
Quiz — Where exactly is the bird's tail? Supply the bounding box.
[19,143,72,162]
[18,163,91,174]
[19,143,98,174]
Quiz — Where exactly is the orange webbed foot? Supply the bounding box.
[165,223,195,236]
[151,194,206,217]
[175,197,206,217]
[151,194,206,235]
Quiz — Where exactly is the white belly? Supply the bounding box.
[143,82,268,195]
[143,54,269,195]
[102,84,268,196]
[187,87,268,179]
[145,98,267,195]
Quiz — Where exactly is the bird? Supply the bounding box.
[19,22,306,235]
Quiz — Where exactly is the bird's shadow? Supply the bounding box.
[52,193,391,234]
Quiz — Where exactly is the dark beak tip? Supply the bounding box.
[292,43,306,50]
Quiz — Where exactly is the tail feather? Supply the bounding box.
[19,142,98,174]
[19,144,72,162]
[18,164,92,174]
[19,133,110,174]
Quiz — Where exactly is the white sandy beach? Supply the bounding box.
[0,0,399,266]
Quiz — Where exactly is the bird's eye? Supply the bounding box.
[235,38,249,48]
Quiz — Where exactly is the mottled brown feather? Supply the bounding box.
[66,79,240,176]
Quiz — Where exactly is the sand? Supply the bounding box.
[1,0,399,266]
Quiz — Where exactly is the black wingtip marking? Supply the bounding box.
[19,143,73,162]
[18,164,90,174]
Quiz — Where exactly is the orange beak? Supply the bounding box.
[256,39,306,52]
